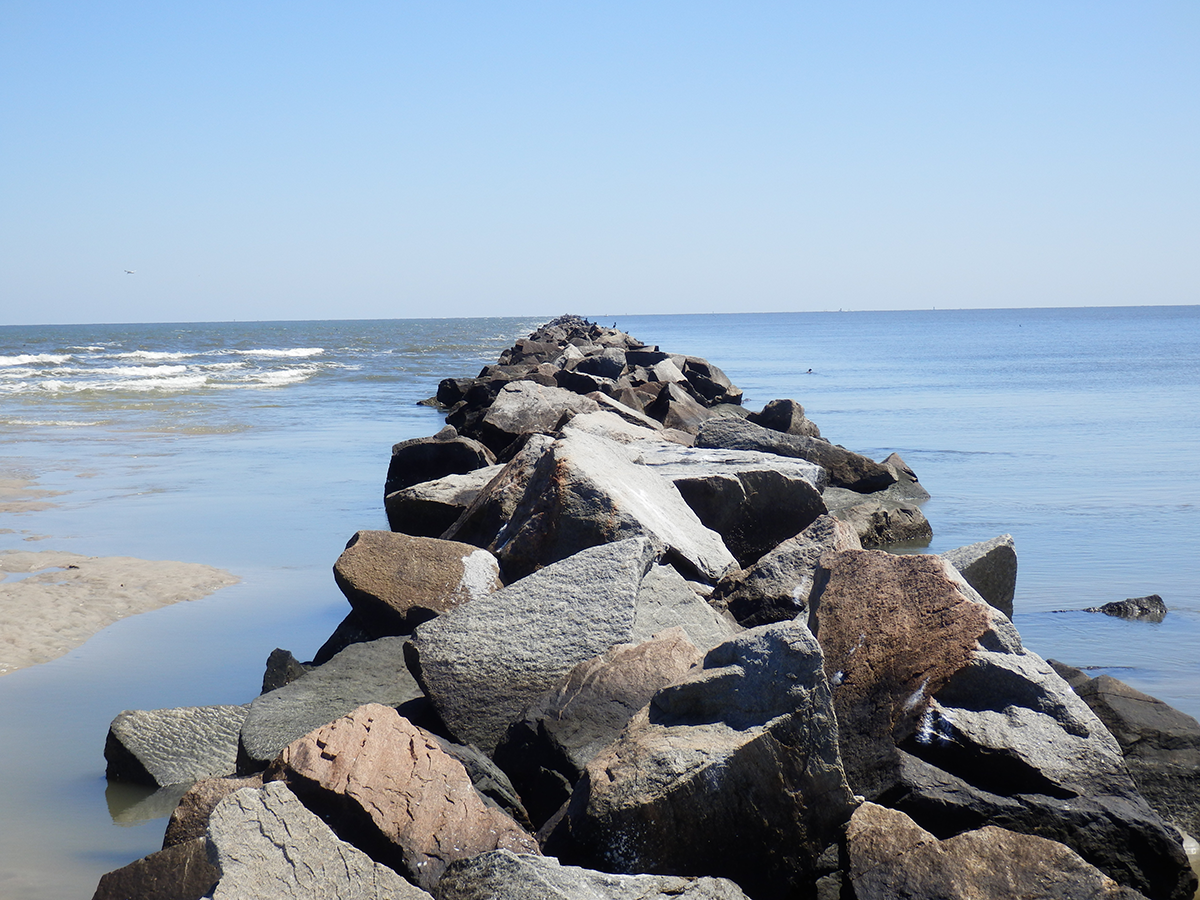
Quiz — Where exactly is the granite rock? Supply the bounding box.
[105,704,248,788]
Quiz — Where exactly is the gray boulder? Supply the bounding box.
[1086,594,1168,622]
[710,514,860,627]
[384,426,496,497]
[941,534,1018,617]
[627,442,827,566]
[91,838,217,900]
[434,849,752,900]
[827,496,932,547]
[205,781,431,900]
[385,465,501,537]
[696,417,896,492]
[747,398,821,438]
[441,434,556,549]
[238,636,425,770]
[478,381,600,452]
[630,563,738,651]
[552,620,856,900]
[644,381,718,433]
[491,431,736,583]
[104,705,248,788]
[163,775,264,848]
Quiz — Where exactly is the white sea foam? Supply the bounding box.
[0,354,71,367]
[231,347,324,358]
[113,350,193,361]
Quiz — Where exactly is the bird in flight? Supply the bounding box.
[124,269,135,274]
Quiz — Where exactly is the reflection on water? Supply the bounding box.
[105,782,192,827]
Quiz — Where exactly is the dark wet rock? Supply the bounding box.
[846,802,1148,900]
[1086,594,1167,623]
[410,538,688,754]
[105,705,248,788]
[551,620,855,900]
[91,838,217,900]
[491,431,736,583]
[941,534,1018,618]
[441,434,556,549]
[627,441,827,567]
[435,849,753,900]
[493,627,706,828]
[477,381,600,453]
[205,781,431,899]
[384,426,496,497]
[426,734,532,829]
[892,648,1196,900]
[710,515,860,627]
[1065,669,1200,839]
[266,704,538,892]
[238,636,425,771]
[333,530,502,633]
[310,608,380,665]
[696,417,896,492]
[385,465,501,537]
[809,550,993,800]
[747,398,821,438]
[163,774,264,848]
[261,648,307,694]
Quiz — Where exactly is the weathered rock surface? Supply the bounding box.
[846,802,1148,900]
[810,550,993,800]
[386,465,501,537]
[553,620,856,900]
[205,781,431,900]
[91,838,217,900]
[163,774,264,848]
[696,417,896,492]
[478,381,601,453]
[408,538,664,754]
[267,704,538,891]
[435,849,753,900]
[828,497,933,548]
[747,398,821,438]
[1066,669,1200,839]
[493,627,706,827]
[892,648,1197,900]
[630,563,738,650]
[261,648,307,694]
[941,534,1018,617]
[710,515,860,627]
[384,426,496,497]
[441,434,556,549]
[492,431,737,583]
[1086,594,1168,622]
[104,704,248,787]
[627,441,827,566]
[333,530,502,633]
[238,636,425,770]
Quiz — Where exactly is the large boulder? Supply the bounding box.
[491,431,737,583]
[163,774,264,848]
[747,398,821,438]
[626,442,827,566]
[941,534,1018,617]
[891,648,1197,900]
[643,382,720,433]
[830,499,933,548]
[846,802,1148,900]
[266,704,538,892]
[477,381,600,453]
[552,620,856,900]
[435,849,752,900]
[384,426,496,497]
[809,550,994,800]
[493,627,706,827]
[333,531,502,633]
[91,838,217,900]
[238,636,425,771]
[441,434,556,549]
[408,538,731,755]
[385,465,501,537]
[104,705,248,787]
[710,514,860,627]
[696,417,896,493]
[204,781,431,899]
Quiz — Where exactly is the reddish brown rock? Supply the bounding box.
[266,703,538,891]
[162,774,264,848]
[811,550,992,799]
[333,531,502,633]
[846,802,1147,900]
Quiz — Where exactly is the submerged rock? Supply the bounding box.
[1086,594,1167,623]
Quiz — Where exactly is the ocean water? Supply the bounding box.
[1,307,1198,898]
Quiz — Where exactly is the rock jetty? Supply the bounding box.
[95,315,1199,900]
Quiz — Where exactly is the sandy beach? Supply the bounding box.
[0,473,240,676]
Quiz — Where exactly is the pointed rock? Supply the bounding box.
[941,534,1017,617]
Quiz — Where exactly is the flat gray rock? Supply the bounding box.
[206,781,431,900]
[409,538,662,754]
[104,705,248,788]
[238,636,424,769]
[435,850,752,900]
[480,381,600,450]
[386,465,501,537]
[631,563,738,651]
[494,431,737,583]
[941,534,1018,617]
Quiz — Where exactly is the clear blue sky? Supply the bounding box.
[2,2,1197,324]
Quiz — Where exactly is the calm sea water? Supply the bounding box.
[1,308,1198,898]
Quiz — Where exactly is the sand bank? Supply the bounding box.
[0,549,240,676]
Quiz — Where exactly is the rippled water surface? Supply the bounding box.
[1,308,1198,898]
